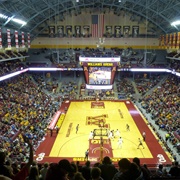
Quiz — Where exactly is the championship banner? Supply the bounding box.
[170,33,173,49]
[177,32,180,50]
[165,34,169,49]
[57,26,64,37]
[161,35,165,48]
[114,26,121,38]
[75,25,81,37]
[49,26,55,37]
[15,30,19,49]
[105,26,112,38]
[123,26,130,37]
[21,32,25,48]
[0,28,2,49]
[27,33,30,48]
[7,29,11,48]
[132,26,139,37]
[173,32,177,49]
[66,25,72,37]
[83,26,90,37]
[159,35,162,46]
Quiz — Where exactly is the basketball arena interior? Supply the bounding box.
[0,0,180,179]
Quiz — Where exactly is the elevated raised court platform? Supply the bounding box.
[34,100,172,167]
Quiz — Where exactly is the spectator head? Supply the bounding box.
[58,159,74,173]
[158,164,163,169]
[133,157,140,166]
[174,161,179,166]
[0,175,12,180]
[102,156,111,164]
[74,172,85,180]
[91,167,101,180]
[45,163,68,180]
[85,160,91,167]
[0,151,6,163]
[29,166,39,178]
[44,162,49,168]
[118,158,131,172]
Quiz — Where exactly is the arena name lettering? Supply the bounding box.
[87,63,114,66]
[72,157,124,162]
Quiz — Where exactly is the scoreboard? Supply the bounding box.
[80,56,120,90]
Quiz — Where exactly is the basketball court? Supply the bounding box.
[35,100,172,167]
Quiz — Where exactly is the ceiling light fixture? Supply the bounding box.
[171,20,180,26]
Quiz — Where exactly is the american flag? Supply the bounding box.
[91,14,104,38]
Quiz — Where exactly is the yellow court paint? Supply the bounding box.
[50,101,153,159]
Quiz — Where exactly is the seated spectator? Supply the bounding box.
[25,166,39,180]
[0,151,12,178]
[98,156,118,180]
[39,162,49,180]
[91,167,103,180]
[45,159,74,180]
[169,161,180,178]
[73,172,85,180]
[81,161,91,180]
[155,164,170,178]
[113,158,143,180]
[133,157,150,179]
[13,134,33,180]
[0,175,12,180]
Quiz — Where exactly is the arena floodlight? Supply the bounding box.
[28,67,58,71]
[0,13,8,19]
[171,20,180,27]
[0,71,21,81]
[130,68,167,72]
[0,13,26,26]
[12,18,27,26]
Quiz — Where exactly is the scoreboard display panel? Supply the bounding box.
[80,56,120,89]
[88,67,111,85]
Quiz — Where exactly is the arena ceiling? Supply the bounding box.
[0,0,180,39]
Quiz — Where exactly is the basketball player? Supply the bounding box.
[126,124,130,131]
[117,137,123,149]
[84,149,89,160]
[137,138,145,149]
[142,131,146,141]
[108,131,114,140]
[116,129,120,138]
[89,131,94,140]
[76,124,79,134]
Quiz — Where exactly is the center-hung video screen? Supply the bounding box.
[88,67,111,85]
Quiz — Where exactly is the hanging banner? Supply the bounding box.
[114,26,121,38]
[57,26,64,37]
[165,34,169,49]
[0,28,2,49]
[161,35,165,48]
[27,33,30,48]
[7,29,11,48]
[170,33,173,49]
[177,32,180,50]
[66,25,72,37]
[132,26,139,37]
[22,32,25,48]
[49,26,55,37]
[123,26,130,37]
[15,30,19,49]
[105,26,112,38]
[159,35,162,46]
[75,25,81,37]
[173,32,177,49]
[83,26,90,37]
